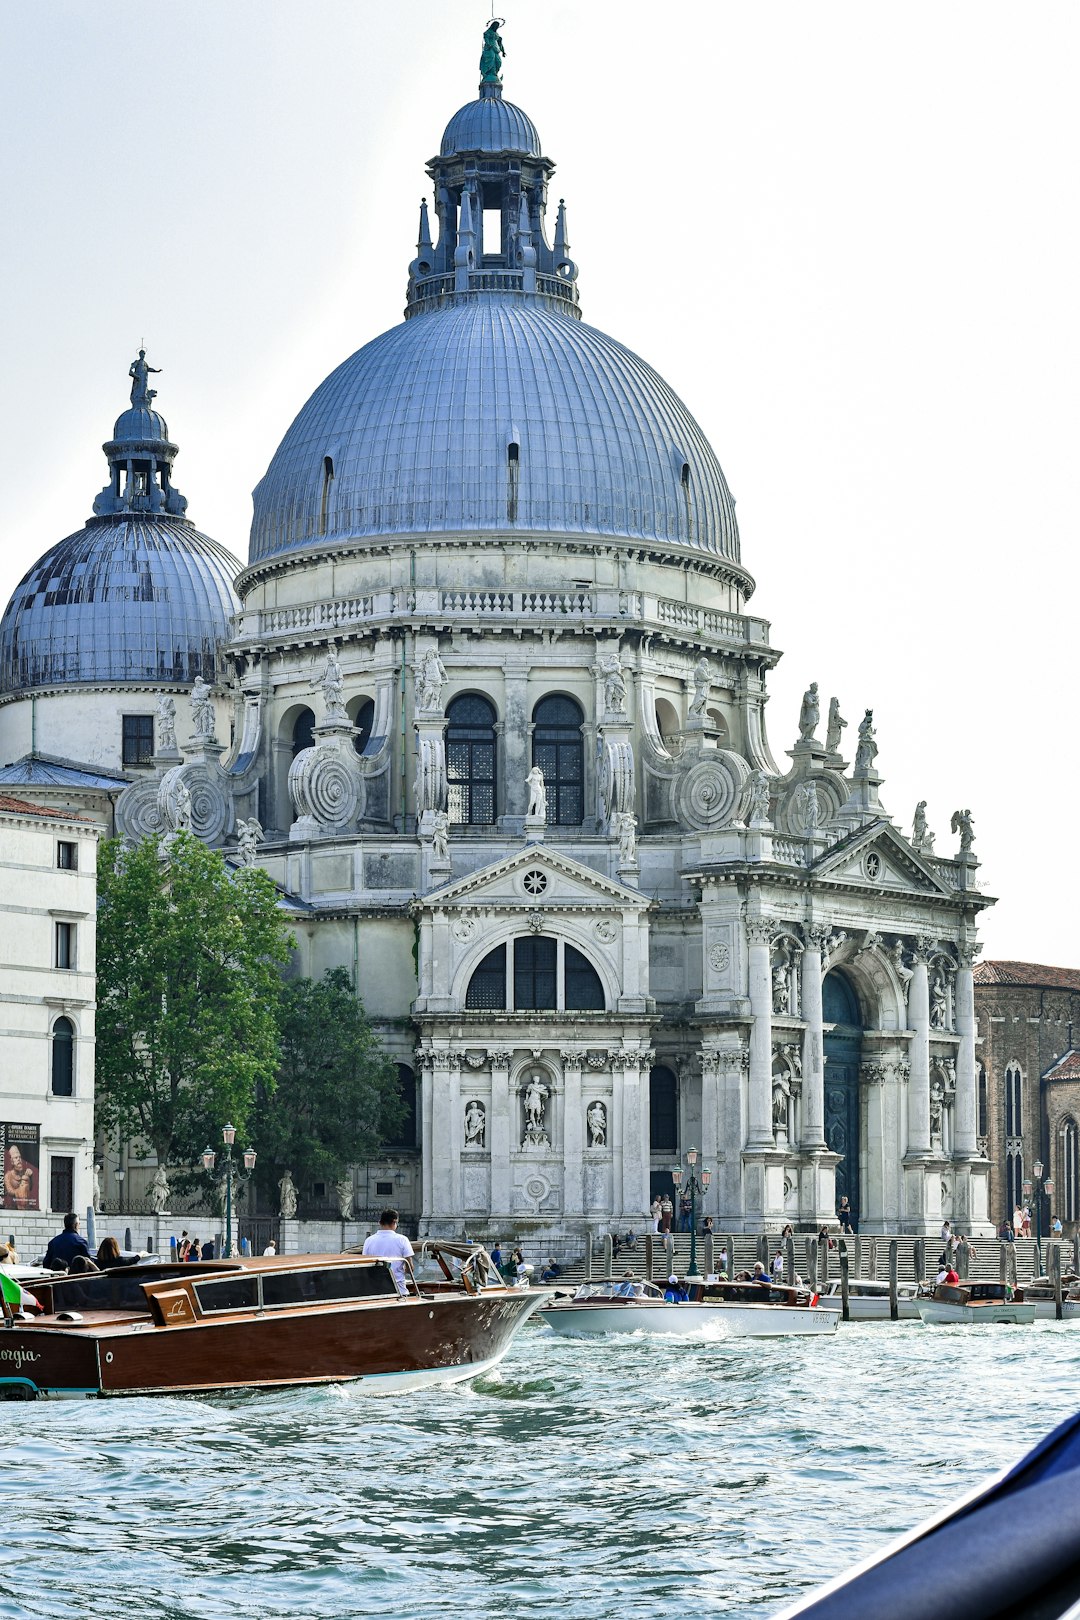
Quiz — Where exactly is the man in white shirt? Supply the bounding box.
[362,1208,414,1292]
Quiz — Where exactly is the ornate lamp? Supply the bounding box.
[222,1123,236,1148]
[202,1146,216,1173]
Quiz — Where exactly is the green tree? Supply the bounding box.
[256,968,405,1193]
[95,833,293,1171]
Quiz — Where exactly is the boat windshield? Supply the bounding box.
[572,1282,655,1301]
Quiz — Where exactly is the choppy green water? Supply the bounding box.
[2,1318,1076,1620]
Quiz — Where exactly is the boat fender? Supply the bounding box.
[55,1311,83,1323]
[808,1293,819,1307]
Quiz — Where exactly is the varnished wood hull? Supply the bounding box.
[0,1291,546,1398]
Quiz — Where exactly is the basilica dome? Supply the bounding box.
[0,367,240,693]
[247,83,742,575]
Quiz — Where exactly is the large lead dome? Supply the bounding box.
[248,73,743,575]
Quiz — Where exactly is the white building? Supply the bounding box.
[0,795,98,1253]
[0,35,994,1241]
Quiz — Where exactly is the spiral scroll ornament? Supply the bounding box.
[674,751,751,831]
[289,744,362,830]
[114,779,164,844]
[159,764,231,845]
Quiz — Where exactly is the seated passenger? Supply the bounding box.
[751,1262,771,1285]
[617,1269,638,1297]
[43,1213,90,1272]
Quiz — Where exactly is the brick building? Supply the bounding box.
[974,960,1080,1235]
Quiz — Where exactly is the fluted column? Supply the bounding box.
[417,1050,434,1223]
[561,1049,585,1217]
[907,937,932,1156]
[746,919,775,1148]
[430,1051,460,1218]
[801,927,828,1148]
[954,947,979,1157]
[488,1048,512,1216]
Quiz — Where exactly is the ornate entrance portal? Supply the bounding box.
[823,972,862,1224]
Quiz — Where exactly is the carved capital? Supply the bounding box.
[957,941,982,970]
[488,1046,513,1072]
[560,1048,585,1071]
[413,1048,435,1074]
[701,1051,722,1079]
[911,934,935,965]
[745,916,774,947]
[721,1045,751,1073]
[804,923,832,954]
[860,1060,887,1087]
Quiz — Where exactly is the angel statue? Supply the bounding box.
[236,817,263,866]
[951,808,975,854]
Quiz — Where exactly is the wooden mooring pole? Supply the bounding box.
[1051,1243,1063,1321]
[913,1238,926,1287]
[838,1239,850,1322]
[888,1239,899,1321]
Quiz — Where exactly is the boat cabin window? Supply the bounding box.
[260,1265,399,1308]
[194,1276,261,1313]
[38,1273,150,1312]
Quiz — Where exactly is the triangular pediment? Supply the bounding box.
[415,844,652,913]
[810,820,955,896]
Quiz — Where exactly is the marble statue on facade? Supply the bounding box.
[772,957,790,1015]
[464,1099,486,1148]
[128,349,161,409]
[798,681,820,742]
[236,817,263,866]
[854,709,878,773]
[336,1178,354,1220]
[890,938,913,986]
[587,1100,607,1148]
[147,1165,170,1214]
[794,779,820,833]
[747,770,771,827]
[951,808,975,853]
[597,653,626,714]
[431,809,450,862]
[479,17,506,82]
[173,780,193,832]
[278,1170,298,1219]
[772,1072,791,1133]
[522,1072,551,1147]
[312,645,347,723]
[526,765,547,820]
[616,811,637,865]
[189,677,216,741]
[689,656,712,718]
[826,697,847,754]
[415,648,448,714]
[92,1162,102,1214]
[930,968,948,1029]
[157,693,177,752]
[913,801,934,852]
[929,1079,945,1150]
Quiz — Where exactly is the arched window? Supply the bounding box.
[350,697,375,757]
[514,937,556,1010]
[1062,1120,1079,1223]
[387,1064,418,1149]
[1006,1149,1025,1218]
[654,696,682,758]
[977,1064,988,1140]
[447,695,497,825]
[320,455,334,534]
[532,695,583,825]
[463,937,606,1013]
[51,1018,74,1096]
[507,441,520,523]
[292,708,315,756]
[650,1066,678,1153]
[466,946,507,1010]
[1005,1063,1023,1138]
[565,945,604,1011]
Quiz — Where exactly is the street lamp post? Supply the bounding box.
[670,1147,712,1280]
[202,1124,257,1258]
[1023,1161,1054,1275]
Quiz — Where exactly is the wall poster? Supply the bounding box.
[2,1124,40,1210]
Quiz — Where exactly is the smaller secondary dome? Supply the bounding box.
[440,88,540,158]
[111,405,171,444]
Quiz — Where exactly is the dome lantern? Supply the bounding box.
[92,351,189,519]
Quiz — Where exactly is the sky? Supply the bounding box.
[1,1,1077,963]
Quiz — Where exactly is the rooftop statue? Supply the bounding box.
[128,349,161,410]
[480,18,506,84]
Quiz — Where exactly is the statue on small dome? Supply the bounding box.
[480,18,506,85]
[128,349,161,410]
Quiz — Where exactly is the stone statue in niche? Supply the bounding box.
[930,968,948,1029]
[521,1071,551,1148]
[826,697,847,754]
[464,1099,486,1149]
[798,681,820,742]
[236,817,263,866]
[747,770,771,827]
[587,1100,607,1148]
[616,811,637,864]
[526,765,547,820]
[431,809,450,862]
[190,677,216,740]
[312,645,347,722]
[689,656,712,718]
[597,653,627,714]
[772,952,790,1015]
[951,808,975,853]
[415,648,448,713]
[147,1165,170,1214]
[854,709,878,773]
[278,1170,298,1220]
[930,1078,945,1149]
[157,693,177,752]
[772,1071,791,1133]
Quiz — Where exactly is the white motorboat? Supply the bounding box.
[818,1277,920,1321]
[916,1280,1036,1325]
[538,1277,841,1338]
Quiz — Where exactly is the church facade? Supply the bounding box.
[0,34,994,1239]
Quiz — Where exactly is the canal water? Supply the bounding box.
[3,1318,1077,1620]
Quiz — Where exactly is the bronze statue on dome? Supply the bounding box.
[128,349,161,409]
[480,18,506,84]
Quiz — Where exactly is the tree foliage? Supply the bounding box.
[95,833,293,1169]
[256,967,405,1191]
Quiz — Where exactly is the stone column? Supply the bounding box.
[699,1052,720,1209]
[417,1051,435,1224]
[499,653,530,827]
[561,1049,584,1217]
[954,947,978,1157]
[429,1051,460,1224]
[907,938,932,1156]
[801,927,828,1149]
[488,1048,512,1218]
[618,1051,647,1220]
[746,919,775,1148]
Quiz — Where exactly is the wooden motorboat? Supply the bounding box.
[538,1277,841,1338]
[818,1277,921,1321]
[0,1246,547,1399]
[1009,1277,1080,1322]
[916,1280,1036,1325]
